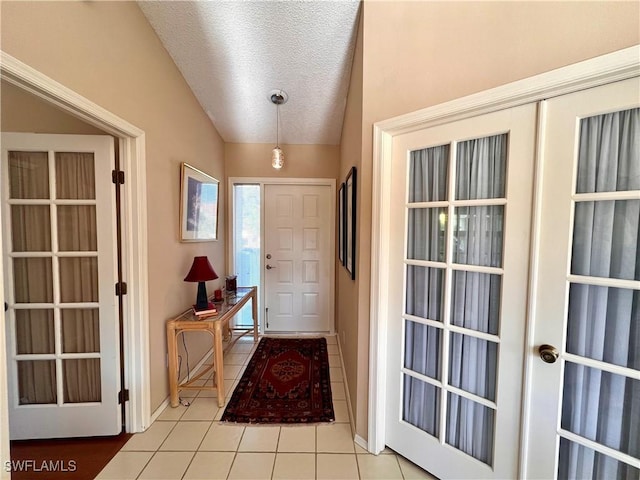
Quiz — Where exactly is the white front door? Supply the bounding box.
[264,183,334,332]
[526,78,640,478]
[1,133,121,439]
[384,104,537,478]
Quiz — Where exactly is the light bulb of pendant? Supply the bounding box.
[272,146,284,169]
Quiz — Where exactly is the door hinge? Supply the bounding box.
[118,389,129,404]
[265,307,269,329]
[115,281,128,296]
[112,169,125,184]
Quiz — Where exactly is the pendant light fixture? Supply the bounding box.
[269,90,287,170]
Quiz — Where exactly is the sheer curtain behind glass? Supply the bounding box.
[404,145,448,436]
[10,151,101,405]
[559,108,640,479]
[446,134,505,465]
[403,136,505,466]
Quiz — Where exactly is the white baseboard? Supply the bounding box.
[335,336,357,437]
[354,434,368,452]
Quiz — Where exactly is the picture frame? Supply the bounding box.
[338,182,346,266]
[345,167,357,279]
[179,162,219,241]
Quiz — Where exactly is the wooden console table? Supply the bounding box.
[166,286,258,408]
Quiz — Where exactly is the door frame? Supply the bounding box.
[368,45,640,477]
[227,177,336,334]
[0,52,151,452]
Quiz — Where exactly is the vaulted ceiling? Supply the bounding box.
[138,1,361,146]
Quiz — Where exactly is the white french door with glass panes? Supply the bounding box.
[385,103,537,479]
[1,133,120,439]
[526,78,640,479]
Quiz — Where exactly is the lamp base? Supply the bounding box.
[195,281,209,311]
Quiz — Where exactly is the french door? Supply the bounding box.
[384,104,538,479]
[1,133,121,439]
[384,77,639,478]
[526,77,640,478]
[263,183,334,332]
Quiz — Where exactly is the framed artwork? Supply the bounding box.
[338,182,346,266]
[180,162,219,241]
[345,166,357,279]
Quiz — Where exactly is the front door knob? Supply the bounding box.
[538,344,559,364]
[266,264,276,270]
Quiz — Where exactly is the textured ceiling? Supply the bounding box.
[138,1,361,145]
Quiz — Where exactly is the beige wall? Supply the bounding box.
[225,143,339,179]
[1,1,226,413]
[337,8,364,436]
[1,80,107,135]
[338,0,640,440]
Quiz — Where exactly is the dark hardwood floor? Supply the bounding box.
[9,433,131,480]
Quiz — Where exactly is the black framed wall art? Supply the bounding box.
[345,167,356,279]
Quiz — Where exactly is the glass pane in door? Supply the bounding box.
[558,438,640,480]
[405,266,444,321]
[404,321,441,380]
[63,359,101,403]
[13,258,53,303]
[61,309,100,353]
[409,145,449,202]
[8,151,49,199]
[59,257,98,303]
[55,152,96,199]
[452,206,504,267]
[455,134,507,200]
[446,392,495,466]
[572,200,640,281]
[408,208,447,262]
[17,360,56,405]
[403,376,440,437]
[448,333,497,401]
[451,271,501,335]
[15,310,55,354]
[567,284,639,369]
[57,206,97,251]
[562,363,639,458]
[11,205,51,251]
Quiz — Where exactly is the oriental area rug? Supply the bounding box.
[221,337,334,424]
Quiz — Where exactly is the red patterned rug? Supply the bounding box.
[221,337,334,424]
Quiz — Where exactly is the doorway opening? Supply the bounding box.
[0,52,151,454]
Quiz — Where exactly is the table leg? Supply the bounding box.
[167,324,180,407]
[214,323,225,407]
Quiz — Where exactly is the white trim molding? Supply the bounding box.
[0,51,151,435]
[369,45,640,463]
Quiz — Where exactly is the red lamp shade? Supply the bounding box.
[184,256,218,311]
[184,256,218,282]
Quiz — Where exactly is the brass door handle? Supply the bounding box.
[538,344,559,364]
[266,264,276,270]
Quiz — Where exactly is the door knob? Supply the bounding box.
[538,344,559,364]
[266,264,276,270]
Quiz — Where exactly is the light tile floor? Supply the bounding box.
[97,335,436,480]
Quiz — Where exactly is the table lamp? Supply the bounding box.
[184,256,218,311]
